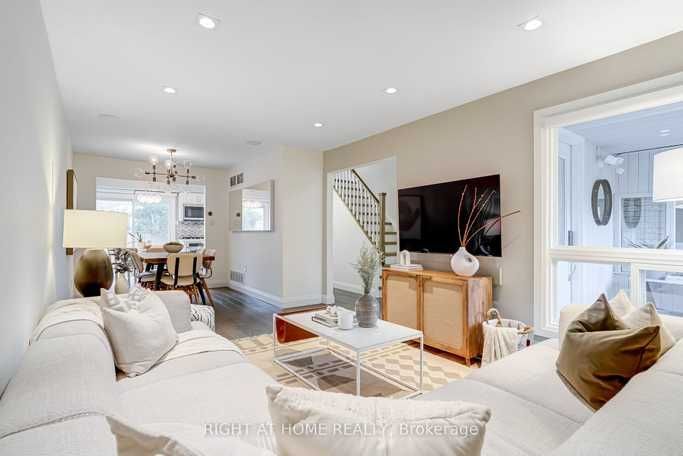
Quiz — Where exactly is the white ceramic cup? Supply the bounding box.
[338,311,354,330]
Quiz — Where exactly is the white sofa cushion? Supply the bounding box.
[0,335,118,439]
[422,377,582,456]
[0,415,117,456]
[102,291,177,377]
[466,340,592,424]
[266,384,490,456]
[106,416,274,456]
[550,361,683,456]
[119,362,276,448]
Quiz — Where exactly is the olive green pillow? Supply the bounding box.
[556,294,660,410]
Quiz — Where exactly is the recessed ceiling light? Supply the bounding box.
[162,86,177,94]
[660,132,671,137]
[384,87,398,95]
[97,113,120,120]
[519,17,543,31]
[246,140,262,146]
[197,13,219,30]
[313,122,324,128]
[660,129,671,134]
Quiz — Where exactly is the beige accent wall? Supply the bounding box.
[324,31,683,323]
[0,0,73,392]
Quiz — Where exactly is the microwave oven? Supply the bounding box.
[183,205,204,221]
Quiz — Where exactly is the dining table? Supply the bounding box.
[138,250,216,305]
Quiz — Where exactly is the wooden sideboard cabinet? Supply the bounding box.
[381,268,493,365]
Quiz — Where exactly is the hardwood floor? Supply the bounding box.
[213,287,377,340]
[211,287,280,340]
[211,286,474,366]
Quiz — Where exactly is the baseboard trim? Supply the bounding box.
[332,280,364,295]
[228,281,283,307]
[228,281,325,309]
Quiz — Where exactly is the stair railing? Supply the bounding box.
[333,169,387,264]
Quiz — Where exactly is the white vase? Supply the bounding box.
[115,272,130,294]
[450,247,479,277]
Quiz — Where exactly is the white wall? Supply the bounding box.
[324,31,683,323]
[227,149,284,300]
[332,193,374,294]
[332,157,397,295]
[228,147,323,307]
[0,0,73,392]
[72,154,230,287]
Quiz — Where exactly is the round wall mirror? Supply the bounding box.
[591,179,612,226]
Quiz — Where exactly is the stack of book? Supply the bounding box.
[389,263,423,271]
[311,311,339,328]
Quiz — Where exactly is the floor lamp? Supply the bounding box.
[63,209,129,297]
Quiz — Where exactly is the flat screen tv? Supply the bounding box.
[398,174,501,256]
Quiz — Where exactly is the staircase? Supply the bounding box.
[333,169,398,265]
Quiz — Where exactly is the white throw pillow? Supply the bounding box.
[102,291,177,376]
[266,385,490,456]
[106,416,274,456]
[620,303,676,356]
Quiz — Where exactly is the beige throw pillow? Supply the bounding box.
[106,416,273,456]
[609,289,635,317]
[556,294,660,410]
[620,303,676,356]
[266,385,490,456]
[102,291,177,376]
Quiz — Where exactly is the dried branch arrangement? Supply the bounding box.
[457,184,520,248]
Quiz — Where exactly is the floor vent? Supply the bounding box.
[230,270,244,283]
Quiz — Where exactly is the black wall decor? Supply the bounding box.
[398,174,502,256]
[591,179,613,226]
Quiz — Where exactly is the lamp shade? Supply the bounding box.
[63,209,128,249]
[653,148,683,202]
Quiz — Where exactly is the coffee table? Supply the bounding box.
[272,310,423,397]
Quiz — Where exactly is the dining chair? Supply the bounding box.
[161,252,205,304]
[129,249,157,289]
[198,248,216,306]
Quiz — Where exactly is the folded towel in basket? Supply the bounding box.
[482,323,519,365]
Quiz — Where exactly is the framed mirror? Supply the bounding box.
[230,180,274,232]
[591,179,612,226]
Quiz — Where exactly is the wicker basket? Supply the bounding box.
[484,308,534,350]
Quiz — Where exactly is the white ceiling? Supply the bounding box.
[567,101,683,154]
[41,0,683,168]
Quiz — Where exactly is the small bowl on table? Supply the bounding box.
[163,241,184,253]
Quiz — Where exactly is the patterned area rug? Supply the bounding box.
[233,333,472,398]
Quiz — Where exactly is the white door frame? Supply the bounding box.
[534,71,683,337]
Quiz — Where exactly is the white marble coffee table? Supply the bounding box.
[273,310,423,397]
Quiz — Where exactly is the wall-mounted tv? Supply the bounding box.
[398,174,501,256]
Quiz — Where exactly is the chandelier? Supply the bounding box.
[143,148,197,185]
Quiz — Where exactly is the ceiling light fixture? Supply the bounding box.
[313,122,324,128]
[660,129,671,133]
[162,86,177,94]
[519,16,543,31]
[384,87,398,95]
[141,148,197,185]
[246,140,262,146]
[197,13,219,30]
[661,132,671,137]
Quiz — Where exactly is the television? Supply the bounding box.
[398,174,501,256]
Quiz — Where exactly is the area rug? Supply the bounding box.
[233,333,472,398]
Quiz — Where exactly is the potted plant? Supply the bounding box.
[352,246,382,328]
[129,232,145,251]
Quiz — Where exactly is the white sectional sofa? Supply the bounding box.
[1,293,682,455]
[0,291,277,455]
